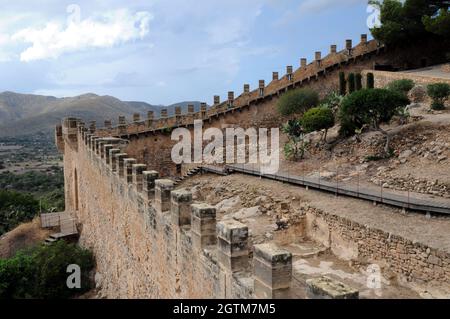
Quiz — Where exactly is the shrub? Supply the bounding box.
[0,190,39,235]
[0,241,94,299]
[387,79,415,94]
[348,73,356,94]
[366,73,375,89]
[339,72,347,95]
[355,73,363,91]
[320,92,343,115]
[277,88,319,116]
[282,120,309,160]
[300,107,335,142]
[339,89,410,136]
[427,83,450,110]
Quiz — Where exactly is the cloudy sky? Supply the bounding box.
[0,0,372,105]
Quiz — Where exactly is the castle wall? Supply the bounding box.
[56,36,450,297]
[59,125,295,299]
[93,39,447,178]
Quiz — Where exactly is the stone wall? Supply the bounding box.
[60,120,294,298]
[87,38,448,178]
[305,207,450,285]
[362,70,450,88]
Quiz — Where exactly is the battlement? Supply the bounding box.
[87,36,382,138]
[69,124,294,298]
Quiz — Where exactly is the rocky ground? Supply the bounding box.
[281,99,450,199]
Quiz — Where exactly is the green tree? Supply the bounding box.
[369,0,449,46]
[0,190,39,235]
[339,72,347,95]
[427,82,450,110]
[423,8,450,37]
[348,73,356,94]
[277,88,319,116]
[301,107,335,142]
[367,72,375,89]
[339,88,410,154]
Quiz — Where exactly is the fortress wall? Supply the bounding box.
[59,122,294,299]
[83,37,448,178]
[58,122,450,297]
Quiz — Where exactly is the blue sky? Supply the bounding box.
[0,0,373,105]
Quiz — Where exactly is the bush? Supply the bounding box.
[355,73,363,91]
[0,190,39,235]
[387,79,415,94]
[339,72,347,95]
[277,88,319,116]
[282,120,309,160]
[338,88,410,136]
[0,241,94,299]
[366,73,375,89]
[427,83,450,110]
[301,107,335,141]
[348,73,356,94]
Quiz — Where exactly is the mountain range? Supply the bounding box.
[0,91,203,137]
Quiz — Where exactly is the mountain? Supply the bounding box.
[0,92,203,137]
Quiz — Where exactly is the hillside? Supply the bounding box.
[0,92,203,137]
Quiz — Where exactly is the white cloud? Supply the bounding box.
[298,0,366,15]
[12,9,153,62]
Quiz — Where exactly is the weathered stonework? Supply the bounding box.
[56,36,450,298]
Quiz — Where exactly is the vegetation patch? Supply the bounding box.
[0,241,94,299]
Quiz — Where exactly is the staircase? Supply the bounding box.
[173,167,202,186]
[41,212,78,245]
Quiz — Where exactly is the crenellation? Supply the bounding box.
[143,170,159,202]
[133,113,141,123]
[155,179,175,212]
[89,121,96,133]
[346,39,353,55]
[114,153,128,177]
[259,80,265,97]
[253,243,292,299]
[171,189,193,227]
[103,144,115,164]
[109,149,121,171]
[191,203,217,251]
[104,120,112,129]
[201,103,207,118]
[228,92,234,108]
[123,158,137,183]
[301,58,307,68]
[315,51,322,67]
[330,44,337,54]
[132,164,147,192]
[217,220,249,273]
[272,72,279,81]
[360,34,368,45]
[286,66,293,82]
[243,84,250,93]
